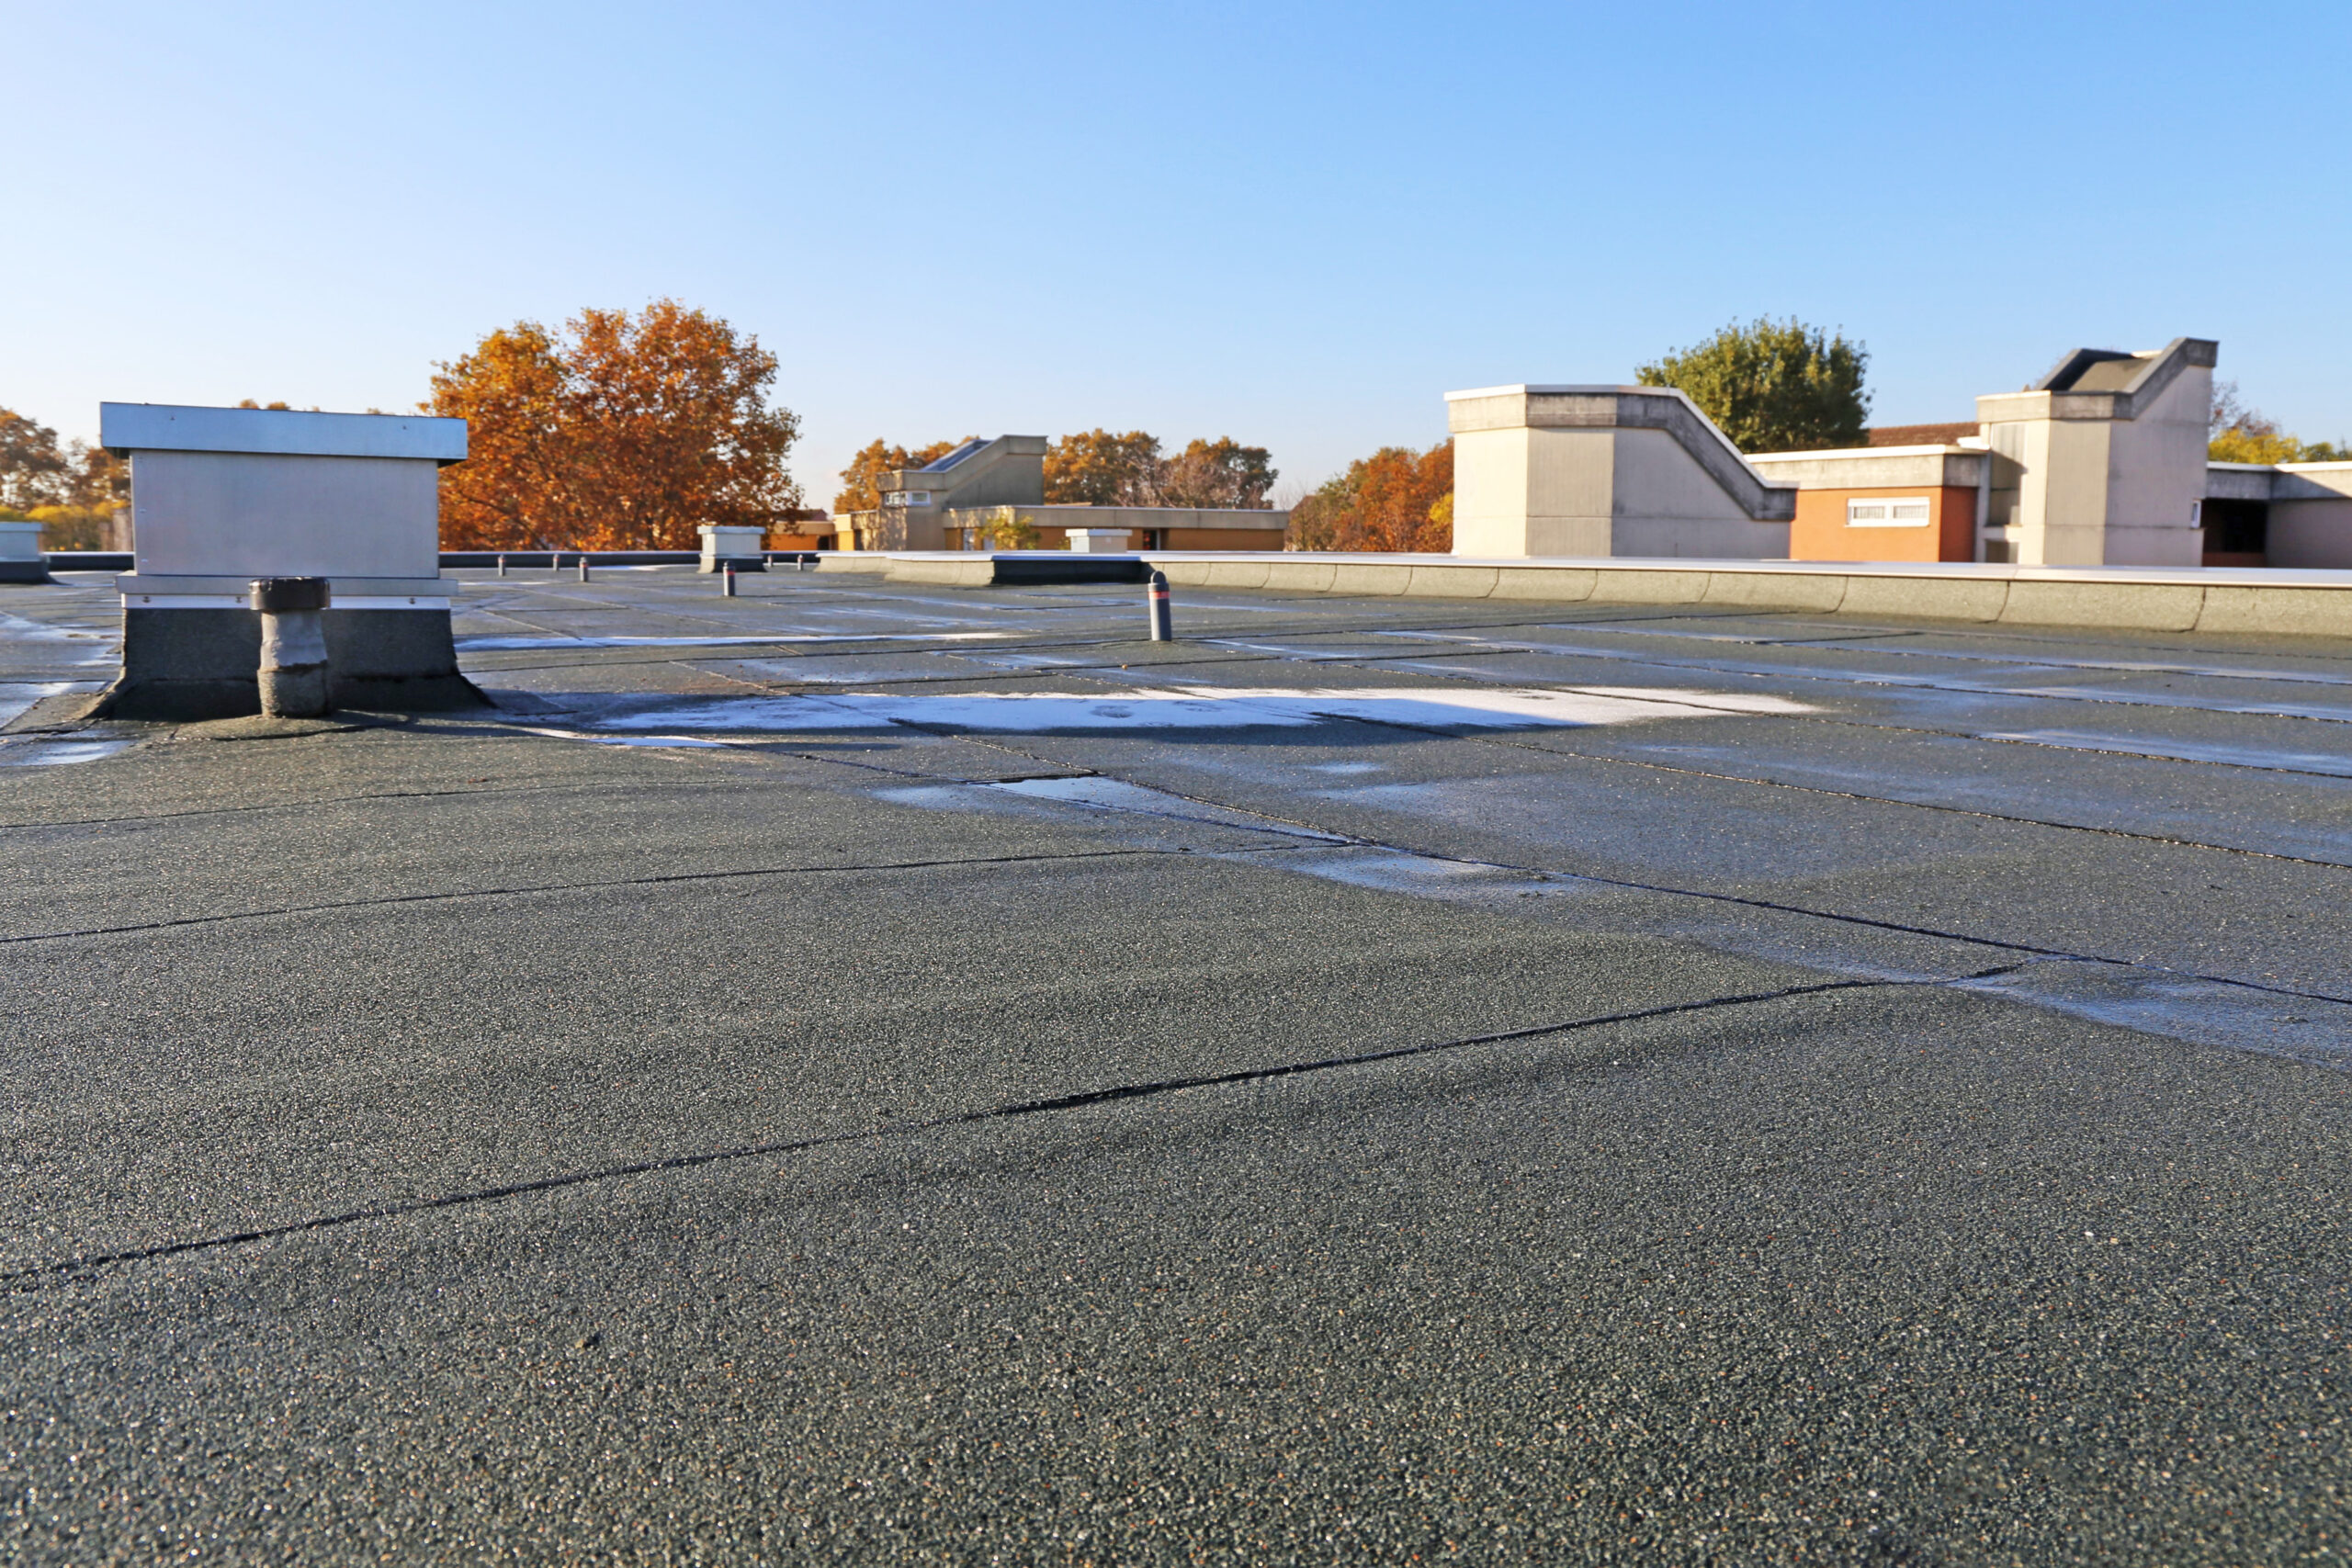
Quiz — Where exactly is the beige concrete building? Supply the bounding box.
[832,435,1287,553]
[1974,338,2217,567]
[1446,386,1794,559]
[1454,337,2352,569]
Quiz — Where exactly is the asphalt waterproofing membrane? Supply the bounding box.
[3,564,2349,1563]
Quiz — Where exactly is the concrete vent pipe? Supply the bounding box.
[250,576,333,717]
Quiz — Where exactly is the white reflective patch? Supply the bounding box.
[1980,729,2352,777]
[458,632,1012,650]
[0,739,135,767]
[516,727,738,749]
[594,685,1816,735]
[0,682,76,728]
[990,776,1351,840]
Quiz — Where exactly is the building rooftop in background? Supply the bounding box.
[1866,422,1979,447]
[1453,337,2349,572]
[836,434,1290,556]
[915,437,993,474]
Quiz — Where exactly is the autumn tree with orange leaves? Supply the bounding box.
[426,301,801,550]
[1287,440,1452,552]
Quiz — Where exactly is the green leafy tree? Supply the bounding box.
[968,507,1042,549]
[1636,318,1870,453]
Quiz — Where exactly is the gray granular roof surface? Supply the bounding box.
[3,563,2348,1563]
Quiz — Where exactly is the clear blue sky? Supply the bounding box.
[7,0,2348,503]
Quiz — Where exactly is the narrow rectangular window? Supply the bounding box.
[1849,497,1931,527]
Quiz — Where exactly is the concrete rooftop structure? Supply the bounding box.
[5,561,2351,1559]
[1457,338,2352,571]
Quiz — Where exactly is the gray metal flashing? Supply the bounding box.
[100,403,469,464]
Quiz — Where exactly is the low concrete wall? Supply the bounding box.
[1166,554,2352,637]
[809,551,2352,637]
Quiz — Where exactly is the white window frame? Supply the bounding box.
[1847,496,1932,528]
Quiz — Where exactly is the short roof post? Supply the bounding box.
[250,577,332,717]
[1148,570,1173,640]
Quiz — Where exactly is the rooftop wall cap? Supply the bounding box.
[2033,337,2218,395]
[1445,383,1654,400]
[1988,338,2217,423]
[845,547,2352,589]
[100,402,469,464]
[1747,444,1973,460]
[1111,551,2352,588]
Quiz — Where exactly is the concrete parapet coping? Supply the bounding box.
[795,550,2352,637]
[1980,337,2218,426]
[1746,445,1988,489]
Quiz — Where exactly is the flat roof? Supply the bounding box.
[2,562,2346,1557]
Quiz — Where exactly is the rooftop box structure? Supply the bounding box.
[95,402,479,719]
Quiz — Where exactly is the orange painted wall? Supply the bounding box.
[1789,485,1977,562]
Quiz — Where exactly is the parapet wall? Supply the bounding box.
[814,550,2352,637]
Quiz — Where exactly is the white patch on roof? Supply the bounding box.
[458,633,1012,650]
[593,684,1815,734]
